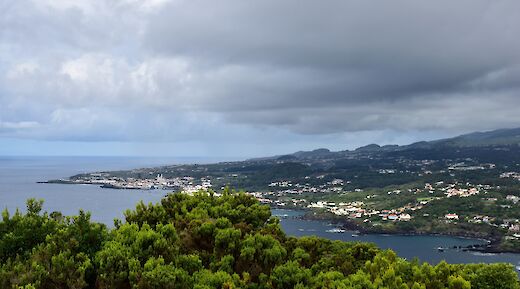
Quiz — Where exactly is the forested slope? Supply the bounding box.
[1,191,518,289]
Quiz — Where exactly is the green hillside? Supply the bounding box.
[1,191,518,289]
[430,128,520,148]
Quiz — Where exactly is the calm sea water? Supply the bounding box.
[273,211,520,267]
[0,156,220,223]
[0,157,519,268]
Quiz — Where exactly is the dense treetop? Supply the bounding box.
[1,190,518,289]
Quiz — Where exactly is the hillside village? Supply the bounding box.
[47,129,520,252]
[53,160,520,251]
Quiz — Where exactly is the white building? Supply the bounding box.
[445,213,459,220]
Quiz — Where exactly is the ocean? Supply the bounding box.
[0,156,209,223]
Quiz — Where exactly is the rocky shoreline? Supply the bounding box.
[289,209,520,254]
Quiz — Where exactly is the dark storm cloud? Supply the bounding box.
[142,0,520,132]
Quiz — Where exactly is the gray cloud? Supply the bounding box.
[1,0,520,154]
[145,0,520,104]
[140,0,520,134]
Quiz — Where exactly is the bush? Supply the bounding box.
[0,193,518,289]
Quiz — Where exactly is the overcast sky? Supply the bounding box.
[1,0,519,157]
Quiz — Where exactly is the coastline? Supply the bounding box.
[280,207,520,255]
[40,179,175,190]
[37,182,520,255]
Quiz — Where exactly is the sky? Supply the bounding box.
[1,0,519,158]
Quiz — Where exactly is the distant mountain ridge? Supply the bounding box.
[250,127,520,161]
[429,127,520,147]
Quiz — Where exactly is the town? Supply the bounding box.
[53,161,520,251]
[47,137,520,253]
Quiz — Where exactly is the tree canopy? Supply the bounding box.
[1,190,518,289]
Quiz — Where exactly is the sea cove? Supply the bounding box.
[273,209,520,267]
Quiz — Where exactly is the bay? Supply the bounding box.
[273,209,520,267]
